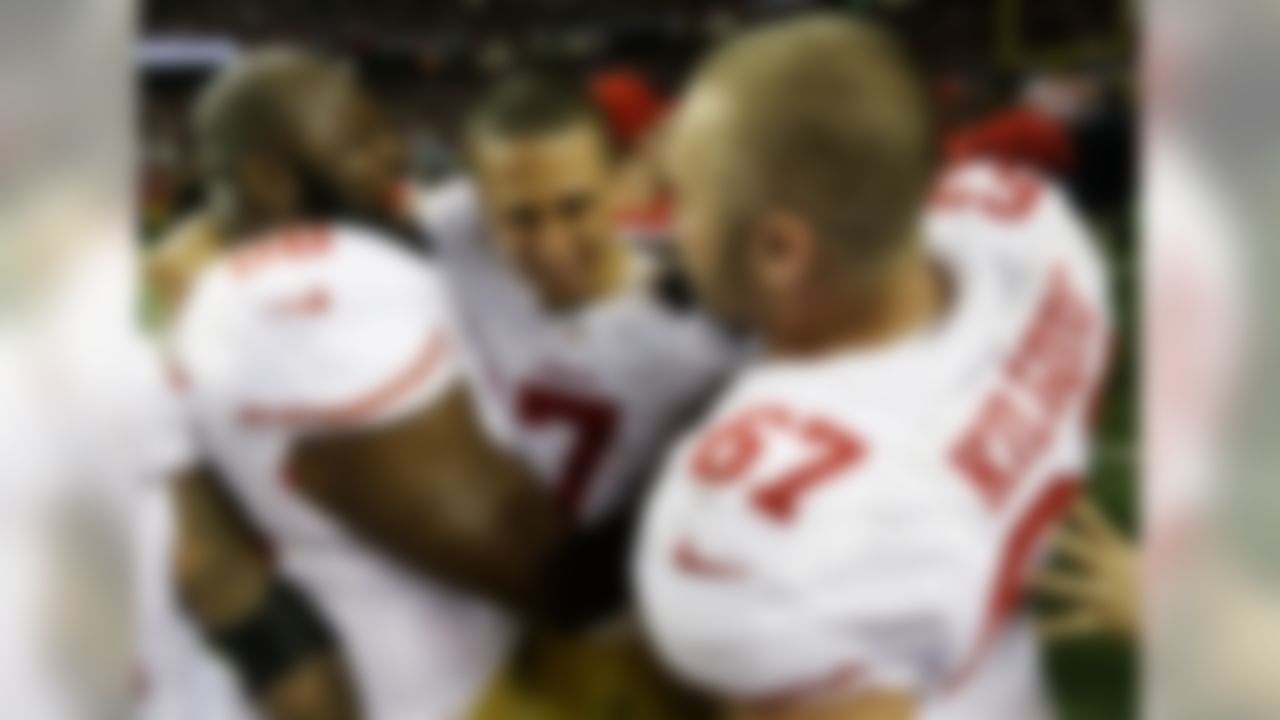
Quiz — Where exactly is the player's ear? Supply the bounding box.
[748,209,816,301]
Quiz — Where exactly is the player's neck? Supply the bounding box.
[582,231,632,304]
[209,192,293,244]
[764,247,947,361]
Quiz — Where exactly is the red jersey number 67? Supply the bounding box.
[690,406,865,524]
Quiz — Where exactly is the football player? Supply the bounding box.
[165,49,520,720]
[636,15,1112,720]
[419,69,735,543]
[415,70,737,718]
[161,48,407,720]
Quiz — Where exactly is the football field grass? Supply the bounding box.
[1050,222,1138,720]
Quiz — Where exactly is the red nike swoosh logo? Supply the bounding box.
[673,538,748,580]
[271,287,331,317]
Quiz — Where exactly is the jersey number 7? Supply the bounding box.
[518,384,619,519]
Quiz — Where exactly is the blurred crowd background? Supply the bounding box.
[141,0,1134,238]
[139,1,1137,718]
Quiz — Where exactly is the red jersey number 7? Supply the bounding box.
[691,406,865,524]
[518,384,620,519]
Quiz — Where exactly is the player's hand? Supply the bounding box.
[1032,497,1139,642]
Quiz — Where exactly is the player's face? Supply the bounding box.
[666,88,747,323]
[296,74,406,218]
[473,123,619,311]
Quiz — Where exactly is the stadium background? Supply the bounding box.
[140,0,1137,718]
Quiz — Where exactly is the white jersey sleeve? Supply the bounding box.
[928,161,1110,317]
[175,223,460,437]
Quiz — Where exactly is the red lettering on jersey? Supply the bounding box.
[952,268,1097,509]
[953,393,1043,508]
[230,225,332,279]
[1007,271,1093,405]
[691,405,791,485]
[517,384,619,518]
[690,408,864,525]
[754,418,865,523]
[930,163,1042,223]
[672,537,748,580]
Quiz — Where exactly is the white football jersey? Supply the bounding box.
[131,341,253,720]
[174,223,514,720]
[637,163,1112,719]
[418,181,738,526]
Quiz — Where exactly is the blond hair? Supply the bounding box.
[697,14,933,267]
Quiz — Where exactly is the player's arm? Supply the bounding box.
[145,215,219,329]
[144,250,190,331]
[289,383,618,627]
[172,466,361,720]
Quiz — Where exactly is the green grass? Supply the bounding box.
[1049,217,1138,720]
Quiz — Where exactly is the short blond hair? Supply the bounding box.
[697,14,933,267]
